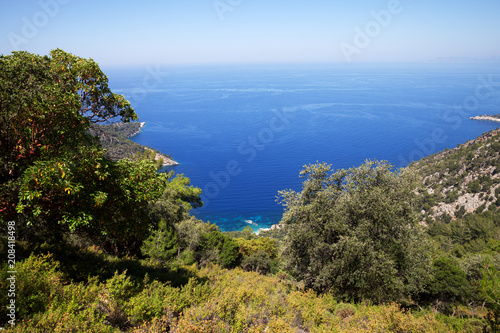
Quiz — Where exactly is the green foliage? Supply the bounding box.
[235,236,278,258]
[241,251,272,275]
[469,180,482,193]
[3,50,500,331]
[481,264,500,332]
[16,153,170,254]
[278,160,430,303]
[0,254,64,324]
[49,48,136,124]
[2,252,486,332]
[419,257,473,312]
[148,173,203,227]
[196,230,242,268]
[427,209,500,256]
[0,49,201,256]
[141,219,178,262]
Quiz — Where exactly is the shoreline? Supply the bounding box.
[134,122,179,166]
[144,147,179,166]
[469,115,500,122]
[129,122,146,137]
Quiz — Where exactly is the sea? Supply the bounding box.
[106,63,500,232]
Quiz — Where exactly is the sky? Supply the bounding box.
[1,0,500,67]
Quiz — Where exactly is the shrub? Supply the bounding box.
[241,251,272,275]
[469,181,482,194]
[0,254,64,324]
[334,303,356,319]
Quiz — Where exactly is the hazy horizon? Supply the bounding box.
[1,0,500,67]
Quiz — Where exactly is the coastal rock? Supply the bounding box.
[129,122,146,137]
[469,115,500,122]
[145,147,179,166]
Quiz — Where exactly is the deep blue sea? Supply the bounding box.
[106,63,500,232]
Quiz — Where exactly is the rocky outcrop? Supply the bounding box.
[129,122,146,137]
[470,114,500,122]
[144,147,179,166]
[413,128,500,222]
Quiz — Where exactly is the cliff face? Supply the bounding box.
[410,128,500,222]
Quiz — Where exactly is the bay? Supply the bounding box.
[106,63,500,231]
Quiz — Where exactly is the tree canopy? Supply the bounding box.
[0,49,191,254]
[278,160,431,303]
[1,49,136,219]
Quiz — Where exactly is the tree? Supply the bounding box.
[0,49,173,254]
[278,160,430,303]
[241,251,272,275]
[141,219,178,262]
[195,230,242,268]
[418,257,472,313]
[1,49,136,221]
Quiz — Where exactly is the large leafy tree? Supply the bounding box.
[278,160,431,303]
[1,49,136,219]
[0,49,170,254]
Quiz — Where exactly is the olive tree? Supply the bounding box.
[278,160,430,303]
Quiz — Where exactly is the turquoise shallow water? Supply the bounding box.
[106,63,500,231]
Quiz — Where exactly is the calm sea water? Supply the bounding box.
[106,63,500,231]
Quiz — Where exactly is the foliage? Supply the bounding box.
[0,49,136,220]
[148,173,203,227]
[427,210,500,257]
[3,49,500,331]
[196,230,242,269]
[278,160,431,303]
[418,257,473,313]
[235,236,277,258]
[15,153,170,254]
[411,129,500,220]
[0,49,200,256]
[241,251,273,275]
[480,263,500,332]
[1,252,488,332]
[141,219,178,262]
[0,254,64,324]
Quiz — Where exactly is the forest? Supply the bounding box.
[0,49,499,332]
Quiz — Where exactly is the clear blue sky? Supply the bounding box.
[1,0,500,66]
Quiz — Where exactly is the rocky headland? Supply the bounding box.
[469,114,500,122]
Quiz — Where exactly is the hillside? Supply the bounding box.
[3,49,499,332]
[411,128,500,222]
[89,122,178,166]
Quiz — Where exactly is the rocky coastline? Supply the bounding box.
[469,114,500,122]
[129,122,146,137]
[144,147,179,166]
[130,122,179,166]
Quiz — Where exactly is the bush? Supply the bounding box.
[334,303,356,319]
[0,254,64,324]
[469,181,482,194]
[241,251,272,275]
